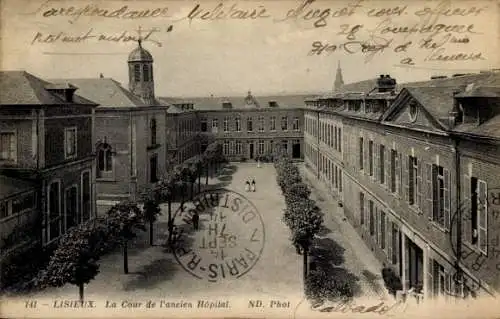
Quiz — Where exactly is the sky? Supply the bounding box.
[1,0,499,97]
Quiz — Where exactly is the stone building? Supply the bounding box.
[165,92,311,161]
[0,71,97,272]
[305,70,500,299]
[53,41,172,213]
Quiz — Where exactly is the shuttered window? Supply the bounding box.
[478,180,488,255]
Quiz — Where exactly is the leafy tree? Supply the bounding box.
[106,201,145,274]
[141,186,162,246]
[36,219,102,302]
[158,172,177,244]
[287,199,323,281]
[285,182,311,206]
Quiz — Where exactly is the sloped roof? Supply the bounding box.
[158,94,315,111]
[0,175,36,199]
[455,86,500,98]
[49,78,163,108]
[0,71,96,106]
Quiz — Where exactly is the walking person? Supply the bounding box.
[192,211,200,230]
[245,180,250,192]
[251,179,256,192]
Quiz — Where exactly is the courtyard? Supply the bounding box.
[3,162,389,317]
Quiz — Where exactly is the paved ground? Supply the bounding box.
[301,164,390,301]
[7,162,389,317]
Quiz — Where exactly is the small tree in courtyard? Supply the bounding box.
[141,186,162,246]
[106,201,145,274]
[287,199,323,281]
[37,219,102,302]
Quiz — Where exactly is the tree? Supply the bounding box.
[285,182,311,206]
[158,172,177,244]
[287,199,323,282]
[141,186,162,246]
[37,219,102,302]
[106,201,145,274]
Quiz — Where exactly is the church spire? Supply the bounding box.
[334,61,344,91]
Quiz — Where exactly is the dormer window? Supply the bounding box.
[222,101,232,109]
[269,101,278,107]
[409,101,418,122]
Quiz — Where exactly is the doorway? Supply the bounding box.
[292,140,301,159]
[249,142,254,159]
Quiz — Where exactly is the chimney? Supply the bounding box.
[376,74,396,93]
[430,75,447,80]
[99,73,104,78]
[268,100,278,107]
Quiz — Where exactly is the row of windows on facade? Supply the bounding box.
[221,139,299,156]
[357,190,457,298]
[16,172,92,245]
[307,152,467,298]
[306,142,465,298]
[305,143,343,193]
[201,116,300,133]
[132,64,153,82]
[304,117,343,153]
[304,135,489,256]
[0,129,77,163]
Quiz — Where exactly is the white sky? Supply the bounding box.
[1,0,499,97]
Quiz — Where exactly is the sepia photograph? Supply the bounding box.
[0,0,499,317]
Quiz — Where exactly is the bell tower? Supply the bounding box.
[128,35,155,104]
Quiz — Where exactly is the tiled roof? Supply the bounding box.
[158,94,316,111]
[0,71,96,106]
[50,78,164,108]
[455,86,500,98]
[0,175,36,199]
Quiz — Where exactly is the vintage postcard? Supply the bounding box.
[1,0,500,318]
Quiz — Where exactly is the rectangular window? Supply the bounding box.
[432,260,451,297]
[65,186,79,231]
[338,127,342,152]
[391,223,398,264]
[359,137,364,170]
[247,117,253,132]
[238,141,243,155]
[359,192,365,225]
[149,154,158,183]
[235,117,241,132]
[48,181,61,243]
[212,118,218,133]
[0,132,16,161]
[380,211,386,250]
[223,141,229,155]
[408,156,419,206]
[281,116,288,131]
[200,118,207,132]
[464,176,487,254]
[258,140,265,155]
[379,144,385,184]
[293,117,300,131]
[64,127,77,159]
[390,150,397,192]
[81,171,91,221]
[369,200,375,236]
[368,140,374,176]
[133,64,141,82]
[269,140,274,153]
[223,117,229,132]
[270,116,276,131]
[259,116,264,132]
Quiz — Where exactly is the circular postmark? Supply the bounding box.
[171,188,265,282]
[448,186,500,298]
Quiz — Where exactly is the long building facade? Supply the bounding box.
[304,71,500,299]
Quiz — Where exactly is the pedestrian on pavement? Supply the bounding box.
[251,179,256,192]
[245,180,250,192]
[192,212,199,230]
